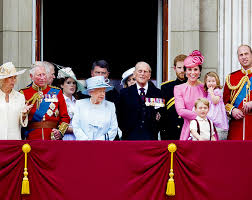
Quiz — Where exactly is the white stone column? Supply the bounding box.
[0,0,33,89]
[169,0,200,80]
[218,0,252,85]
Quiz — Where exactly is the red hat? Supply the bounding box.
[184,50,204,68]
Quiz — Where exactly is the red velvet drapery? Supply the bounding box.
[0,141,251,200]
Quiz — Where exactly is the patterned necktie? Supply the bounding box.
[139,88,145,101]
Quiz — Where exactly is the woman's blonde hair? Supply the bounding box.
[204,71,222,91]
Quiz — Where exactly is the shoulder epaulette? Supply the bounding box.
[19,86,30,92]
[48,85,61,90]
[229,69,240,75]
[161,80,175,86]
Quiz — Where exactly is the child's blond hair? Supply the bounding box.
[204,71,222,91]
[194,98,210,109]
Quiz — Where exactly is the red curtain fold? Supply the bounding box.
[0,141,251,200]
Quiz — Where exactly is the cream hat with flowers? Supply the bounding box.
[0,62,26,79]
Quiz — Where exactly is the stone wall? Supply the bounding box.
[0,0,32,90]
[169,0,218,82]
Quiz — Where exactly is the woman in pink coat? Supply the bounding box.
[174,50,207,140]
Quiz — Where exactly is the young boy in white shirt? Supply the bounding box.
[190,98,217,141]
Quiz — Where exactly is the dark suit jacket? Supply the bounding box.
[160,78,187,140]
[117,81,162,140]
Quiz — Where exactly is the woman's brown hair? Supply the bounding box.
[56,77,79,100]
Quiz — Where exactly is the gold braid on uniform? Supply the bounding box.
[166,97,175,110]
[58,122,69,136]
[48,85,60,90]
[225,74,251,106]
[25,92,43,111]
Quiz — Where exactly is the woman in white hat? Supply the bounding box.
[57,67,84,140]
[121,67,136,88]
[0,62,32,140]
[72,76,118,140]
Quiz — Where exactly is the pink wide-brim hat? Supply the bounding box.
[184,50,204,68]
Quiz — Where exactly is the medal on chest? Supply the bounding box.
[45,92,58,102]
[145,97,165,108]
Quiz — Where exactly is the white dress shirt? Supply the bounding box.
[136,82,148,95]
[190,116,214,141]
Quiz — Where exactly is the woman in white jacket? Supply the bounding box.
[0,62,31,140]
[72,76,118,141]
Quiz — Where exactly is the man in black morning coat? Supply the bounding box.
[117,61,162,140]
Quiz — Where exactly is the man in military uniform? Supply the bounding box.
[20,63,70,140]
[160,54,187,140]
[223,44,252,140]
